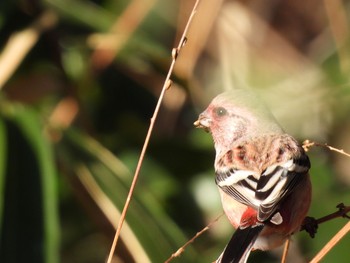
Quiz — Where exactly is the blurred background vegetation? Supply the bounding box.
[0,0,349,262]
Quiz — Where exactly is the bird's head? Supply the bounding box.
[194,89,283,151]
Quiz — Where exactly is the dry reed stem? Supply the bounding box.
[174,0,223,79]
[164,213,224,263]
[48,97,79,129]
[89,0,156,69]
[76,165,151,263]
[0,11,58,89]
[281,238,290,263]
[46,97,79,142]
[310,220,350,263]
[106,1,202,262]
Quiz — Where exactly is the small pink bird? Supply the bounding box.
[194,89,311,263]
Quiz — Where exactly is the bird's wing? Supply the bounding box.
[256,154,310,221]
[215,154,310,223]
[216,169,260,210]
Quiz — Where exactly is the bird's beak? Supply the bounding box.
[194,113,211,132]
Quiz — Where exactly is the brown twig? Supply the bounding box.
[310,220,350,263]
[301,203,350,238]
[164,213,224,263]
[303,140,350,158]
[312,203,350,225]
[106,1,202,263]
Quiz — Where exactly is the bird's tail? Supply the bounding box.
[216,224,264,263]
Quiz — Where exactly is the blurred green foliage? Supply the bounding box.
[0,1,350,263]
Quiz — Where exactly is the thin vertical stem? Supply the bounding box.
[281,239,290,263]
[106,1,202,262]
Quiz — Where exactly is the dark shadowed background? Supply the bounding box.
[0,0,349,262]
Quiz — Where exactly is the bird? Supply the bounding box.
[194,89,312,263]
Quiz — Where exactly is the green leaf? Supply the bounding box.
[0,104,59,263]
[44,0,115,31]
[58,128,198,262]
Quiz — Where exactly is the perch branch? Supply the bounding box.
[301,203,350,238]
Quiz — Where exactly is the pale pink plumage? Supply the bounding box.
[194,89,312,263]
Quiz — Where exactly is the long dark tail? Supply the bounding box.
[216,224,264,263]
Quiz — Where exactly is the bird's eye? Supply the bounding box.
[215,107,227,117]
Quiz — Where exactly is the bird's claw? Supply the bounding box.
[301,216,318,238]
